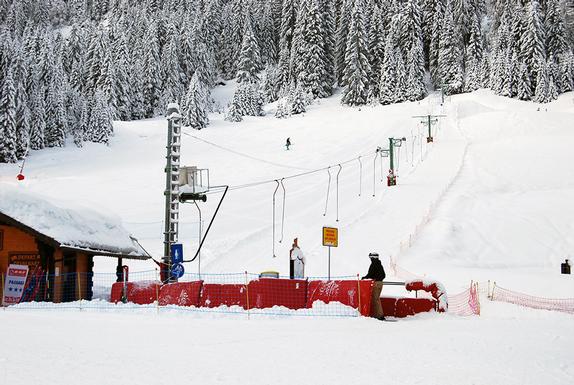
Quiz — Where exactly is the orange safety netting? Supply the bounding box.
[491,284,574,314]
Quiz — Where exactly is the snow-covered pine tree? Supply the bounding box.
[295,0,328,98]
[142,20,161,117]
[379,25,397,105]
[429,0,445,85]
[341,0,371,106]
[516,60,533,100]
[520,0,546,91]
[277,0,298,88]
[406,38,426,101]
[237,15,263,83]
[533,57,549,103]
[0,68,18,163]
[560,50,574,92]
[44,64,67,148]
[547,54,559,101]
[335,0,351,85]
[86,90,113,144]
[367,4,384,98]
[437,0,464,94]
[321,0,336,96]
[160,31,185,113]
[290,83,307,114]
[182,72,209,130]
[113,33,132,121]
[464,11,484,92]
[261,64,281,103]
[73,96,88,147]
[29,86,46,150]
[394,48,407,103]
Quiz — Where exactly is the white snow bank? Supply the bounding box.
[0,184,146,257]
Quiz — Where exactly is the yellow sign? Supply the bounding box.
[322,227,338,247]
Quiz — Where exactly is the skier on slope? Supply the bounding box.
[285,137,291,150]
[362,252,386,320]
[289,238,305,279]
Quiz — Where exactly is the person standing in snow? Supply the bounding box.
[362,252,386,320]
[289,238,305,279]
[285,137,291,150]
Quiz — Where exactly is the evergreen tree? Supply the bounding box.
[437,0,464,94]
[142,20,161,117]
[237,16,263,83]
[29,86,46,150]
[560,51,574,93]
[87,91,113,144]
[406,37,426,101]
[45,64,67,148]
[290,84,307,114]
[295,0,328,98]
[379,31,396,105]
[182,73,209,130]
[516,61,533,100]
[341,0,371,106]
[520,0,546,88]
[533,57,549,103]
[0,69,18,163]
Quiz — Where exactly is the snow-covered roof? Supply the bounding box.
[0,185,148,259]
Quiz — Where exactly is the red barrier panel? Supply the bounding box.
[199,284,221,308]
[405,279,447,312]
[306,280,373,316]
[381,297,437,318]
[248,278,307,310]
[159,281,203,307]
[110,281,160,305]
[200,284,248,308]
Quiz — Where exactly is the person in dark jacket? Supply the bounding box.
[362,252,386,320]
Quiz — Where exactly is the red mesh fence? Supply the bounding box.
[491,284,574,314]
[448,282,480,316]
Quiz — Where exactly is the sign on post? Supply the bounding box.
[170,243,183,264]
[322,227,338,281]
[322,227,338,247]
[2,264,29,306]
[171,263,185,279]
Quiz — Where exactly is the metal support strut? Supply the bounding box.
[272,180,279,257]
[335,164,342,222]
[323,167,332,216]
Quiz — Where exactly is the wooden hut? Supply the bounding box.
[0,188,148,303]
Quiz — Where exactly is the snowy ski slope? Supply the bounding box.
[1,88,573,385]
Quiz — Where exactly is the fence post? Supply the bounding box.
[77,272,82,311]
[475,282,481,316]
[356,274,361,317]
[245,271,250,320]
[491,281,496,301]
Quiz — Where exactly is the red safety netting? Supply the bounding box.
[446,282,480,316]
[491,284,574,314]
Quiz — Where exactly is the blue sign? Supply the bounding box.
[170,263,185,279]
[170,243,183,264]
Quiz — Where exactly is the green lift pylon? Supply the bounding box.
[412,114,446,143]
[378,137,406,186]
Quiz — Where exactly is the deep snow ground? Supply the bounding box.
[0,301,572,385]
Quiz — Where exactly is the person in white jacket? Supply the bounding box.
[289,238,305,279]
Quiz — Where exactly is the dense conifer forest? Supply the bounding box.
[0,0,573,163]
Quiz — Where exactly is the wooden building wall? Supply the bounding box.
[1,224,94,303]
